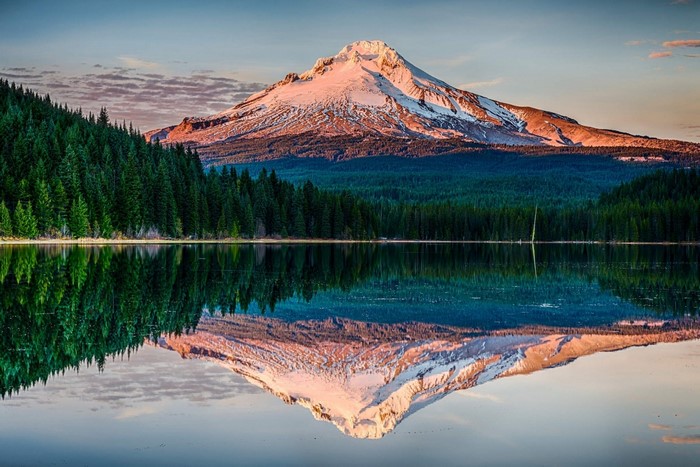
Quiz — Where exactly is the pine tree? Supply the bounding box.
[320,203,331,238]
[332,199,344,239]
[51,179,68,234]
[230,221,240,238]
[60,145,80,202]
[242,198,254,238]
[216,212,227,238]
[0,201,12,237]
[221,190,234,236]
[289,191,305,238]
[155,158,176,236]
[34,179,52,234]
[97,107,109,126]
[69,195,89,238]
[99,212,114,239]
[120,147,142,234]
[14,201,38,238]
[292,205,306,238]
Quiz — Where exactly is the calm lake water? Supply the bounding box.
[1,243,699,466]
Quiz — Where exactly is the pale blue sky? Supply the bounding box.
[1,0,698,141]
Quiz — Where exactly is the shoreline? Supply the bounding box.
[1,238,698,246]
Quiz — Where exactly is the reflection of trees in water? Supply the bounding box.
[0,243,698,397]
[594,246,700,316]
[0,246,202,397]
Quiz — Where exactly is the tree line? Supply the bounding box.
[376,168,699,242]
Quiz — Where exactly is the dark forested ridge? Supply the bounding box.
[376,169,700,242]
[232,154,656,208]
[0,80,376,239]
[1,80,698,242]
[198,132,700,165]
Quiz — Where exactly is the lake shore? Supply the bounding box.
[1,238,699,246]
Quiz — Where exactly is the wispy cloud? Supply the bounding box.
[648,423,673,431]
[662,39,700,48]
[670,0,693,4]
[458,77,504,89]
[662,435,700,444]
[682,124,700,140]
[115,405,158,420]
[644,38,700,61]
[118,55,160,69]
[625,40,649,46]
[0,66,267,130]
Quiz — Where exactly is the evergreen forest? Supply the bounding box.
[0,80,376,240]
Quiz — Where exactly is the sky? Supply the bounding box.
[1,0,699,141]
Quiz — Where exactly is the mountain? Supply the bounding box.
[157,315,700,439]
[146,40,698,159]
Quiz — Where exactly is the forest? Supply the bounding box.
[0,79,698,242]
[378,167,700,242]
[231,154,654,207]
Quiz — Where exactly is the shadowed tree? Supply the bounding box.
[33,180,52,234]
[97,107,109,126]
[0,201,12,237]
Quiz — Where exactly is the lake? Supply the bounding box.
[1,243,699,466]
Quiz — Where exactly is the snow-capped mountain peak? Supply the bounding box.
[146,40,698,155]
[303,40,405,76]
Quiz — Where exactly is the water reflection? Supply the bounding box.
[1,243,699,435]
[158,314,700,438]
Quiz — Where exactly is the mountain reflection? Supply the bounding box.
[159,314,700,439]
[1,243,699,403]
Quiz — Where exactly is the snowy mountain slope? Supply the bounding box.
[146,40,697,155]
[156,315,699,439]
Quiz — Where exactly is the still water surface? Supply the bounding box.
[0,244,699,465]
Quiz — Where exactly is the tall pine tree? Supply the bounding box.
[14,201,38,238]
[69,195,89,238]
[0,201,12,237]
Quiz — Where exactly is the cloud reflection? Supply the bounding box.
[4,345,261,411]
[115,405,158,420]
[648,51,673,59]
[648,423,672,431]
[662,39,700,47]
[662,435,700,444]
